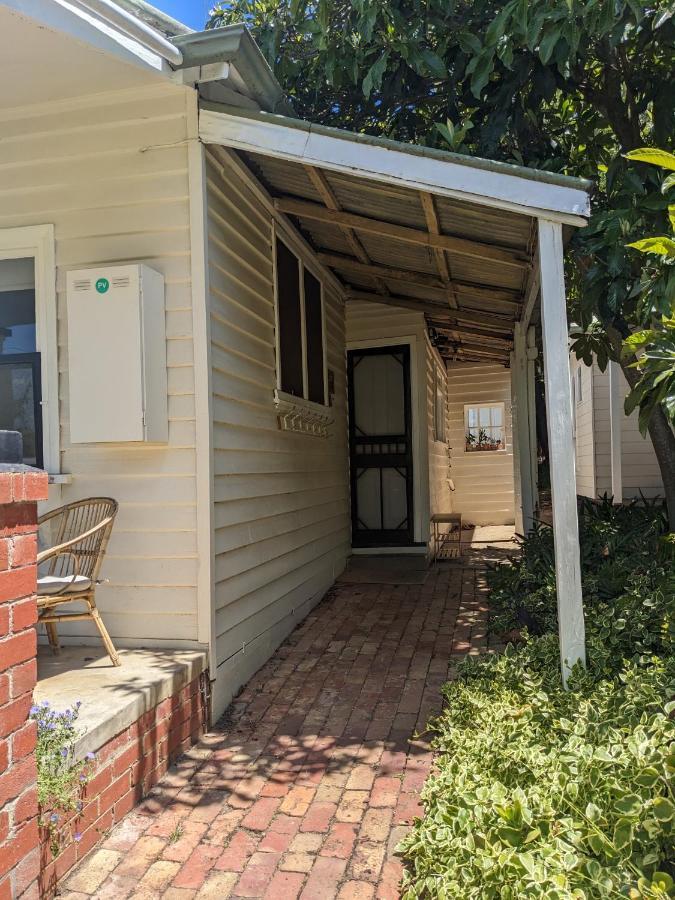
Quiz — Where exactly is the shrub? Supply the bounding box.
[30,701,94,856]
[400,499,674,898]
[399,645,675,899]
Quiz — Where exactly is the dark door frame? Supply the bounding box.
[347,344,414,547]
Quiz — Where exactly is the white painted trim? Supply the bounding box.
[347,334,424,545]
[3,0,169,74]
[187,94,215,659]
[539,218,586,685]
[200,109,590,225]
[0,224,59,475]
[609,361,623,502]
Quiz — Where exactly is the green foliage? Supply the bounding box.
[400,500,675,898]
[488,498,672,646]
[621,150,675,434]
[30,701,94,856]
[399,646,675,899]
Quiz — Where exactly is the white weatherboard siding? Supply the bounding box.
[345,301,431,545]
[575,358,663,501]
[427,343,453,525]
[205,149,350,718]
[0,83,200,645]
[446,362,515,526]
[570,355,595,499]
[619,371,663,498]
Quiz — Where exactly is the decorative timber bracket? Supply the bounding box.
[274,390,334,438]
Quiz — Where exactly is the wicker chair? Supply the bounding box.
[37,498,120,666]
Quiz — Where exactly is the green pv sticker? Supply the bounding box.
[95,277,110,294]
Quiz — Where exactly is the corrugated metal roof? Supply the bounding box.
[242,148,538,364]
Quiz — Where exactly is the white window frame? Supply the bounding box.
[433,363,446,443]
[272,223,328,409]
[463,401,506,453]
[0,225,58,474]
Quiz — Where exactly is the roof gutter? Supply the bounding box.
[171,25,294,116]
[68,0,183,65]
[113,0,192,37]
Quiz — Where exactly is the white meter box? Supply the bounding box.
[67,264,168,443]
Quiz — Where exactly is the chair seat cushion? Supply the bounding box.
[37,574,92,596]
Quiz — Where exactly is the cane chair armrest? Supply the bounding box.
[36,516,113,565]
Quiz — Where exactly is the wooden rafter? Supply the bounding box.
[346,290,515,332]
[428,323,514,348]
[274,197,529,269]
[419,191,457,309]
[316,253,521,304]
[303,165,387,295]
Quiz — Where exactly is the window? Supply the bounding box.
[576,365,583,403]
[274,235,326,405]
[433,365,446,442]
[0,258,42,466]
[465,403,505,452]
[0,226,57,472]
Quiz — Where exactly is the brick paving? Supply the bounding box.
[60,564,490,899]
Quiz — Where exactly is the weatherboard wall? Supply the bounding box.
[0,83,201,646]
[205,148,350,718]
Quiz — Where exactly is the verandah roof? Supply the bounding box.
[200,103,590,366]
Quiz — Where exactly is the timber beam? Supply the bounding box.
[274,197,529,269]
[346,290,516,332]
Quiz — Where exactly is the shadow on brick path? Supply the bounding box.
[60,563,494,900]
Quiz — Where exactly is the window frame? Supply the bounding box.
[433,363,446,443]
[0,225,58,473]
[272,225,327,409]
[463,402,506,453]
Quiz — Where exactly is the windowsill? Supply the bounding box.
[275,389,330,416]
[48,473,73,485]
[463,448,508,455]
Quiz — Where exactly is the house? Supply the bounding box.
[570,355,664,502]
[0,0,591,730]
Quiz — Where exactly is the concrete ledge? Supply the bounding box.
[34,646,208,761]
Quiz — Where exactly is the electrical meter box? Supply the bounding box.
[66,264,168,444]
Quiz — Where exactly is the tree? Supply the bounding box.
[622,149,675,436]
[208,0,675,524]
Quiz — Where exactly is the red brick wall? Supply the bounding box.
[0,467,49,900]
[39,672,207,898]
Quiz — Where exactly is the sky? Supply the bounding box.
[151,0,212,30]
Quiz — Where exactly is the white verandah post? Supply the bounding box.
[511,323,536,535]
[538,218,586,684]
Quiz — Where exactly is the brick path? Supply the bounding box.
[60,564,489,900]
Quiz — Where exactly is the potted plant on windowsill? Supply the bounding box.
[466,429,502,452]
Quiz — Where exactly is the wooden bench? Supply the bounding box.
[431,512,463,563]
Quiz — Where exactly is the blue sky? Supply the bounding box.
[152,0,212,30]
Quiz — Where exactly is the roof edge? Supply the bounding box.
[202,102,592,195]
[114,0,192,37]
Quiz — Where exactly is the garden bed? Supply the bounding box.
[401,499,674,898]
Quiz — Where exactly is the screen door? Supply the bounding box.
[348,345,414,546]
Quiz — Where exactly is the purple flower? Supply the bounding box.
[50,813,59,823]
[61,748,68,758]
[79,774,87,783]
[41,700,50,707]
[30,705,40,715]
[86,752,95,761]
[73,833,82,842]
